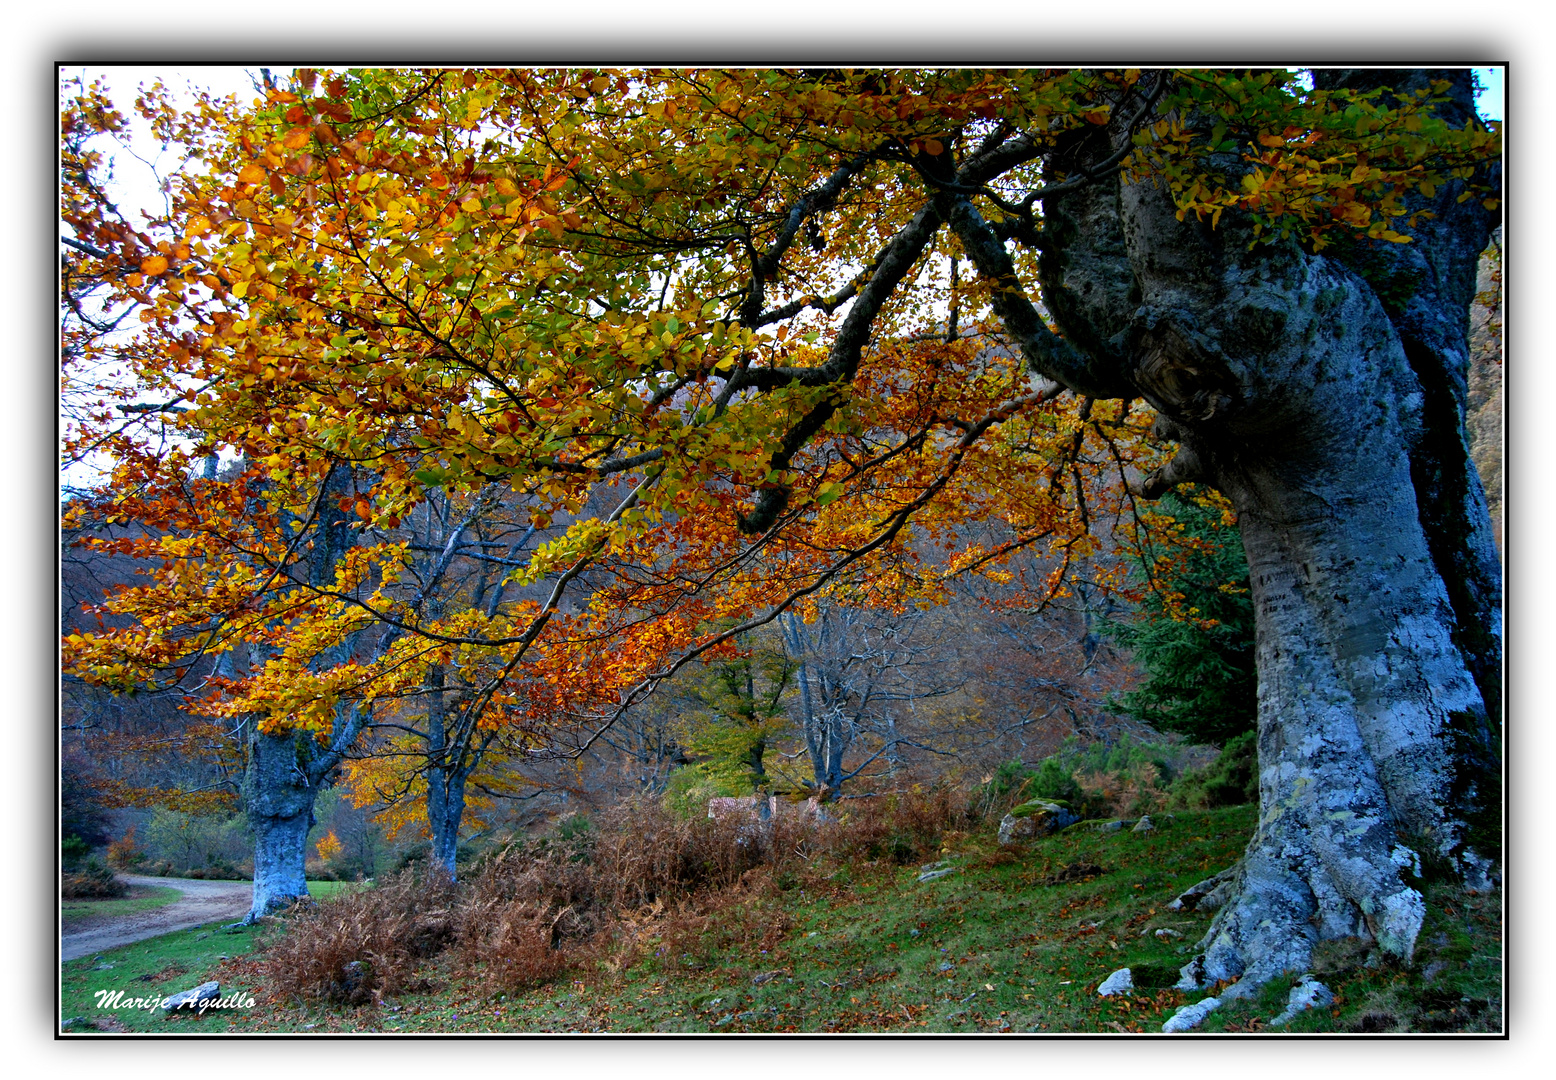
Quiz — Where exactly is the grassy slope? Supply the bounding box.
[191,806,1500,1035]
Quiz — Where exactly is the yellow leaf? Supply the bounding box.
[238,162,266,185]
[140,255,169,276]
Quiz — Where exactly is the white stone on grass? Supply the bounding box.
[1162,996,1221,1032]
[1096,968,1133,996]
[1268,976,1335,1027]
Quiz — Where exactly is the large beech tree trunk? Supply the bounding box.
[1167,266,1498,986]
[244,730,318,920]
[957,68,1501,994]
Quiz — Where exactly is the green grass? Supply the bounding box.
[234,806,1257,1033]
[61,920,267,1033]
[60,880,361,1034]
[62,886,182,927]
[67,820,1500,1034]
[307,880,364,901]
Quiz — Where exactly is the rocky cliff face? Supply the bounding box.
[1466,228,1503,554]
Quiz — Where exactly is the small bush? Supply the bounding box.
[62,834,91,863]
[1170,731,1258,809]
[62,857,126,899]
[821,785,968,865]
[970,759,1037,819]
[106,825,144,869]
[1029,757,1084,806]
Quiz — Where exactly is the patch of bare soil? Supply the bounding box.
[62,875,253,962]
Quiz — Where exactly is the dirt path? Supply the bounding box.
[61,875,253,962]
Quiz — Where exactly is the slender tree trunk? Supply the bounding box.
[427,778,464,882]
[424,664,464,881]
[824,708,847,794]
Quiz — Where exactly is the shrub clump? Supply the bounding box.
[1170,731,1258,809]
[258,873,456,1005]
[256,786,972,1004]
[62,857,127,899]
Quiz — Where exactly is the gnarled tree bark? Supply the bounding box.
[952,69,1501,995]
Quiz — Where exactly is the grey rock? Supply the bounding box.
[917,868,955,882]
[1153,927,1183,940]
[938,961,955,973]
[1162,996,1221,1033]
[1167,864,1239,912]
[998,801,1080,844]
[162,980,221,1015]
[751,970,783,985]
[1268,976,1334,1028]
[1132,815,1155,833]
[998,813,1037,845]
[1096,968,1133,996]
[93,962,114,971]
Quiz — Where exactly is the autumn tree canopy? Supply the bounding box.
[61,68,1500,987]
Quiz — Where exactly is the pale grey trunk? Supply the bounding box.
[950,69,1500,994]
[243,730,317,919]
[1117,232,1495,994]
[240,465,364,920]
[427,775,464,881]
[424,664,460,880]
[783,613,849,797]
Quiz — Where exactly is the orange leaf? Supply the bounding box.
[140,255,169,276]
[238,163,266,185]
